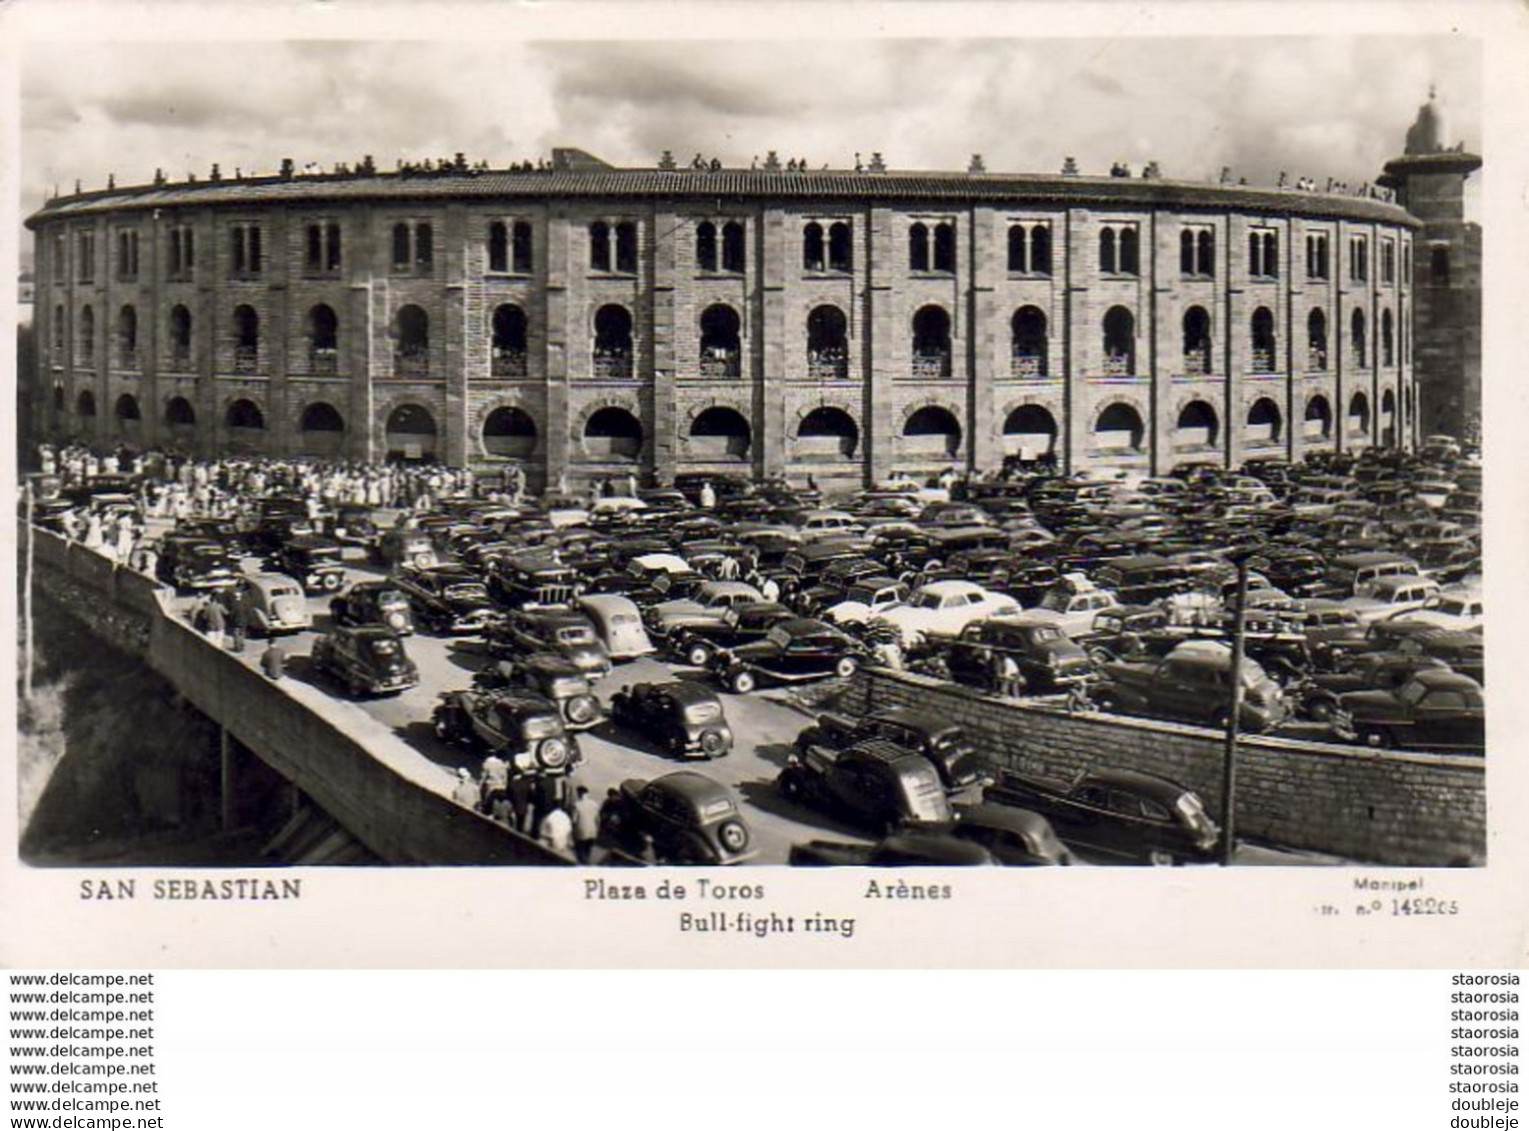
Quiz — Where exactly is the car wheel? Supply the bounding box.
[685,642,712,668]
[716,820,749,856]
[1306,697,1336,723]
[1147,849,1177,867]
[699,729,727,759]
[833,656,859,679]
[730,669,757,694]
[321,573,342,593]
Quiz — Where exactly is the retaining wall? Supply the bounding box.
[843,668,1485,866]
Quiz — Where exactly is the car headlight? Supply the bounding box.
[567,696,598,724]
[538,737,570,770]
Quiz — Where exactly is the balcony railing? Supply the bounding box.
[592,353,632,380]
[807,353,849,381]
[912,352,952,379]
[234,346,260,374]
[1009,353,1046,379]
[167,348,193,373]
[491,348,529,378]
[1251,348,1276,374]
[699,353,741,379]
[1308,347,1328,371]
[1182,349,1210,376]
[1101,353,1133,377]
[117,348,140,371]
[395,349,430,379]
[310,348,339,376]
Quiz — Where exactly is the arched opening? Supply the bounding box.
[233,304,259,373]
[721,221,745,273]
[1382,309,1395,368]
[309,303,339,374]
[802,222,824,271]
[77,390,97,418]
[488,221,509,273]
[1002,405,1058,459]
[1351,308,1367,368]
[1303,395,1333,441]
[164,397,196,427]
[1175,400,1219,449]
[394,305,429,377]
[1010,306,1048,377]
[115,394,141,441]
[1102,306,1135,375]
[1118,228,1140,275]
[696,221,718,273]
[1182,307,1212,375]
[583,406,644,461]
[796,406,858,460]
[902,406,962,458]
[908,222,929,272]
[593,304,633,379]
[1094,402,1145,453]
[116,305,138,368]
[300,402,345,457]
[385,403,439,463]
[689,406,752,460]
[226,398,265,453]
[828,222,852,272]
[699,305,742,378]
[1307,309,1328,370]
[1099,228,1117,274]
[589,221,611,272]
[1246,397,1283,445]
[491,304,529,378]
[483,406,538,459]
[1251,307,1277,373]
[1008,226,1027,273]
[168,305,192,369]
[807,305,849,379]
[933,222,956,272]
[1348,391,1371,437]
[1197,230,1215,275]
[1381,388,1397,447]
[1180,230,1195,274]
[1031,226,1052,275]
[911,306,952,378]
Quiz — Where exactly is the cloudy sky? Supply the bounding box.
[18,33,1479,264]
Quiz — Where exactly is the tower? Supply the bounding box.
[1379,88,1482,444]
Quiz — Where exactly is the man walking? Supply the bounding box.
[571,786,601,864]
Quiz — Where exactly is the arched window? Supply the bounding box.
[115,394,141,425]
[1382,309,1395,368]
[1304,395,1333,440]
[1176,400,1219,449]
[79,305,95,363]
[615,221,638,273]
[483,406,538,459]
[233,304,259,373]
[908,222,929,272]
[1381,388,1397,447]
[803,222,825,271]
[1182,307,1212,375]
[77,390,97,418]
[394,305,429,377]
[299,402,345,456]
[51,306,63,352]
[226,399,264,431]
[1197,230,1215,276]
[1118,227,1140,276]
[911,306,952,378]
[1351,308,1367,368]
[721,221,745,273]
[1348,391,1371,436]
[309,304,339,374]
[583,406,644,461]
[828,222,852,272]
[699,305,741,378]
[1010,307,1048,378]
[1099,228,1117,274]
[512,221,533,274]
[589,221,611,272]
[1307,309,1328,370]
[164,397,196,427]
[1094,402,1145,452]
[385,404,439,462]
[1102,306,1135,375]
[902,405,962,458]
[933,222,956,272]
[1008,226,1027,273]
[1002,405,1057,458]
[1251,307,1276,373]
[1030,226,1052,275]
[1179,230,1195,275]
[1262,232,1278,277]
[491,304,528,378]
[1246,397,1282,445]
[696,221,718,273]
[807,305,849,379]
[796,406,858,459]
[116,305,138,369]
[689,406,752,460]
[488,221,509,273]
[168,305,192,370]
[593,305,634,379]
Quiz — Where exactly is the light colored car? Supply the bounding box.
[644,580,765,638]
[232,572,312,636]
[872,580,1020,647]
[821,578,911,626]
[1344,575,1444,624]
[1392,588,1483,631]
[795,509,865,542]
[575,593,656,660]
[1033,579,1122,637]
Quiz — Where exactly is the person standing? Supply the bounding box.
[450,768,478,808]
[571,786,601,864]
[202,597,227,650]
[538,804,573,853]
[479,752,509,815]
[699,480,717,509]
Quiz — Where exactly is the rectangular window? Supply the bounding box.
[115,230,139,281]
[326,222,342,271]
[53,233,66,284]
[77,232,95,283]
[1248,229,1278,279]
[1181,227,1214,277]
[304,222,342,274]
[414,222,433,270]
[1349,236,1369,282]
[230,224,262,278]
[168,225,195,279]
[614,221,637,274]
[1305,233,1330,280]
[1381,240,1395,284]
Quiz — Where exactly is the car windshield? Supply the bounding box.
[610,613,641,627]
[700,797,736,820]
[1399,680,1429,705]
[557,626,596,645]
[367,638,401,657]
[766,626,793,648]
[267,585,301,599]
[916,592,950,610]
[685,700,723,724]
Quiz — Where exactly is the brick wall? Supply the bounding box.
[843,666,1484,866]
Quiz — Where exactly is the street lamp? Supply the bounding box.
[1219,548,1256,866]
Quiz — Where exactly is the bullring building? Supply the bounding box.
[26,145,1419,490]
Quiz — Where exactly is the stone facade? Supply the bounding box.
[29,153,1419,489]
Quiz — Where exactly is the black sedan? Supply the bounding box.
[1332,670,1485,753]
[709,617,867,694]
[609,680,734,759]
[329,581,416,635]
[668,601,794,668]
[598,772,756,865]
[393,564,499,635]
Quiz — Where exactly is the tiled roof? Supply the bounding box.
[27,167,1418,227]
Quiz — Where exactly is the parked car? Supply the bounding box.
[229,572,312,636]
[709,617,867,694]
[1033,575,1121,636]
[431,686,582,774]
[792,706,986,793]
[506,653,605,731]
[950,803,1077,866]
[310,625,420,697]
[486,608,612,677]
[872,580,1021,648]
[984,767,1220,865]
[1343,574,1443,624]
[331,505,379,549]
[1092,642,1290,733]
[668,602,794,668]
[598,771,756,865]
[269,535,347,594]
[1295,651,1451,721]
[643,580,765,640]
[818,577,911,627]
[777,739,953,834]
[487,550,584,610]
[375,528,440,571]
[788,833,997,867]
[1331,670,1485,753]
[155,534,241,591]
[573,593,655,660]
[393,564,500,635]
[609,680,734,759]
[945,613,1096,692]
[329,580,415,635]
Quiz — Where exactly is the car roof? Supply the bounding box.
[845,739,933,769]
[642,680,722,706]
[577,593,641,612]
[347,625,401,642]
[1409,669,1483,691]
[916,579,983,595]
[954,803,1056,836]
[1079,767,1194,802]
[872,834,995,865]
[521,652,585,676]
[637,770,734,806]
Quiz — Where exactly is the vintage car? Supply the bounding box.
[949,803,1077,866]
[944,613,1096,693]
[229,572,312,636]
[668,602,795,668]
[310,625,420,697]
[709,617,867,694]
[269,535,348,594]
[1331,669,1485,753]
[819,577,911,627]
[1032,575,1122,637]
[375,528,440,571]
[393,564,499,635]
[598,771,755,865]
[246,513,317,555]
[155,534,241,592]
[609,680,734,759]
[486,608,612,677]
[1295,651,1451,721]
[643,580,765,640]
[776,738,953,834]
[487,550,584,610]
[788,833,997,867]
[1393,588,1483,632]
[1394,627,1484,685]
[329,580,415,635]
[1090,555,1194,606]
[1343,574,1444,624]
[331,505,379,549]
[792,706,985,793]
[431,686,582,774]
[871,580,1021,648]
[1092,643,1290,733]
[505,653,605,731]
[573,593,655,661]
[984,767,1220,865]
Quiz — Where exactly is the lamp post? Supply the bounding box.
[1220,550,1253,866]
